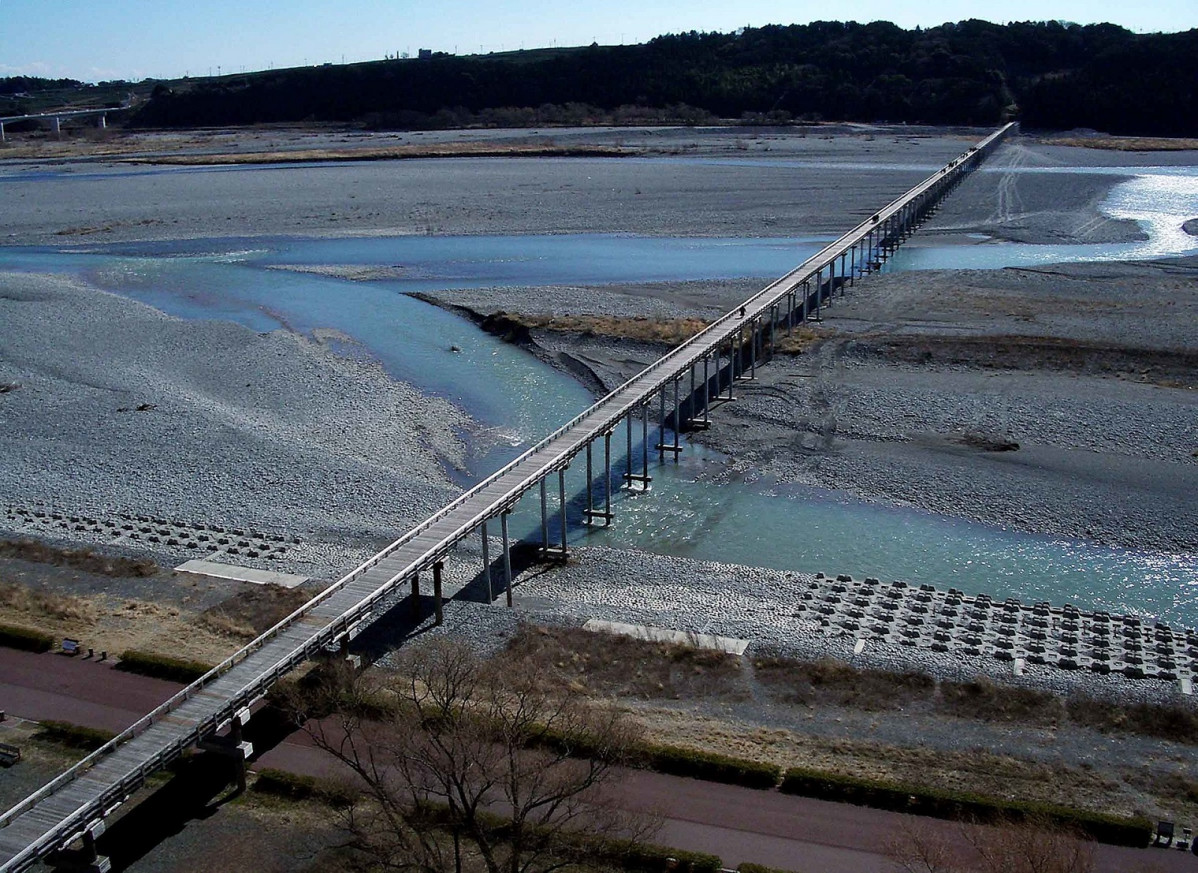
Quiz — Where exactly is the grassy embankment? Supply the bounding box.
[0,538,310,664]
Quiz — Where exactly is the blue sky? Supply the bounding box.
[3,0,1195,82]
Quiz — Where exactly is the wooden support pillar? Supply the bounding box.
[480,520,493,603]
[585,440,594,521]
[411,572,420,620]
[658,389,666,462]
[702,355,710,424]
[433,561,443,626]
[672,377,680,457]
[688,363,695,424]
[539,478,549,555]
[623,408,651,490]
[750,321,757,378]
[625,412,633,486]
[641,402,650,482]
[839,252,848,296]
[814,267,822,320]
[558,469,568,557]
[501,512,513,607]
[603,431,612,522]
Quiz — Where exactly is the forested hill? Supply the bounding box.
[132,20,1197,136]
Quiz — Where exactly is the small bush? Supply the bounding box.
[35,720,116,751]
[116,650,213,683]
[779,766,1152,847]
[0,580,94,623]
[739,864,806,873]
[0,538,157,577]
[251,767,357,808]
[0,623,54,652]
[752,655,935,710]
[940,676,1062,723]
[1068,696,1198,745]
[640,744,781,789]
[593,837,722,873]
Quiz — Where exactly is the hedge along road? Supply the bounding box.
[0,648,1190,873]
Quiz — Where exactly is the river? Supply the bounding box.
[1,160,1195,624]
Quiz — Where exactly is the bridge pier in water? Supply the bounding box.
[582,434,615,526]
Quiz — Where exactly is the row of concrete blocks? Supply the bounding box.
[799,573,1195,681]
[6,503,294,542]
[3,504,297,559]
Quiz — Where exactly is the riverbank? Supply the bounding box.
[0,271,467,576]
[3,127,1173,247]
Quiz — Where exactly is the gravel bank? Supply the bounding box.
[0,272,467,575]
[0,130,1155,247]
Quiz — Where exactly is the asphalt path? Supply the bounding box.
[2,649,1193,872]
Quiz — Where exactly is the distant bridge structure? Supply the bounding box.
[0,122,1016,873]
[0,104,131,142]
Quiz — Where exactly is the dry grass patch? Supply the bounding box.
[0,577,252,664]
[854,334,1198,387]
[0,538,157,577]
[1125,770,1198,810]
[939,677,1063,724]
[1067,696,1198,745]
[629,707,1128,816]
[198,584,312,640]
[516,314,712,347]
[504,624,747,700]
[0,579,96,624]
[752,655,935,710]
[1047,136,1198,151]
[773,327,827,355]
[122,142,634,166]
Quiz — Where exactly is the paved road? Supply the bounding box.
[2,649,1193,872]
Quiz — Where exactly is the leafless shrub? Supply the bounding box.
[287,638,658,873]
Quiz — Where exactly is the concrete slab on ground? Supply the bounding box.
[583,618,749,655]
[175,558,308,589]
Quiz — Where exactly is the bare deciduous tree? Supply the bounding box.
[965,818,1095,873]
[290,638,656,873]
[886,818,964,873]
[886,816,1096,873]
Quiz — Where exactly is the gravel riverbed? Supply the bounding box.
[0,272,467,575]
[2,126,1195,689]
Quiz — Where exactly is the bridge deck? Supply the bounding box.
[0,123,1015,872]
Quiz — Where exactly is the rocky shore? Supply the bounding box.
[0,272,467,575]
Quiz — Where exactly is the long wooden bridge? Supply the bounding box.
[0,122,1016,873]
